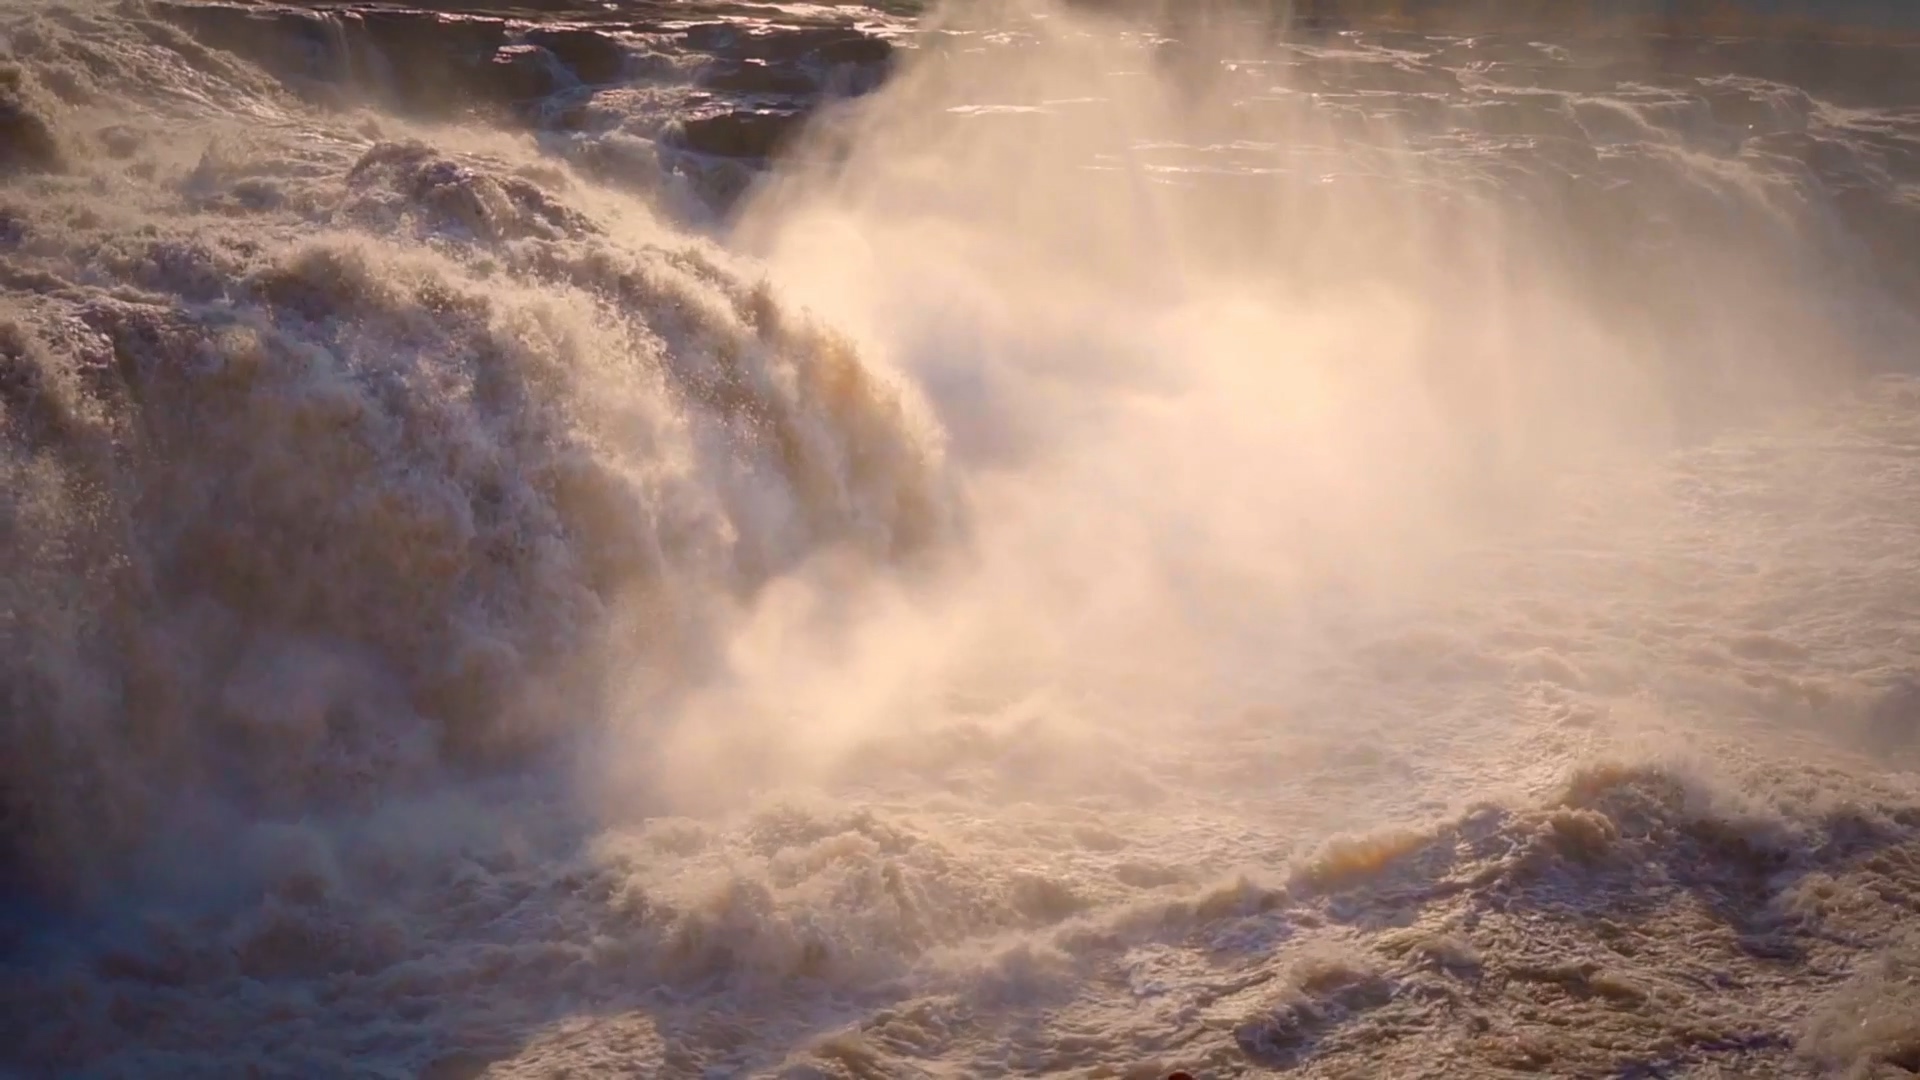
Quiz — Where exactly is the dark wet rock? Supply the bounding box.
[674,109,806,160]
[677,22,741,54]
[751,27,892,67]
[698,59,818,97]
[354,10,510,109]
[147,5,349,84]
[522,27,629,85]
[152,0,902,141]
[153,3,514,114]
[542,99,598,132]
[490,44,574,104]
[809,33,895,67]
[352,9,507,63]
[680,23,893,68]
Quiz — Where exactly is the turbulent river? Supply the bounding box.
[2,1,1919,1076]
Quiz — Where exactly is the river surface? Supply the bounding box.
[2,2,1919,1077]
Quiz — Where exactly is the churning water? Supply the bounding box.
[2,0,1919,1076]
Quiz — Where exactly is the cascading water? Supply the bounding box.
[3,1,1919,1076]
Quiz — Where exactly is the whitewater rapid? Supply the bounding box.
[3,1,1919,1077]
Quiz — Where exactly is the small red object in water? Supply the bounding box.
[1167,1073,1197,1080]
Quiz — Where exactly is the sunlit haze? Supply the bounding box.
[2,0,1918,1075]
